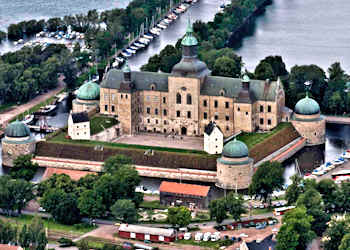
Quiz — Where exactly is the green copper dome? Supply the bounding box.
[294,94,320,115]
[5,120,31,138]
[181,18,198,47]
[222,138,249,158]
[242,75,250,82]
[77,81,100,100]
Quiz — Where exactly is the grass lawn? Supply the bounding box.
[139,200,167,210]
[237,122,291,149]
[78,236,121,249]
[48,131,211,156]
[0,103,14,113]
[90,115,118,135]
[176,239,228,249]
[1,214,96,234]
[251,207,274,215]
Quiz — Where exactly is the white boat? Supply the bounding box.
[116,57,125,63]
[321,162,334,171]
[133,42,146,48]
[121,51,132,58]
[143,34,154,40]
[157,23,167,29]
[332,157,345,165]
[342,150,350,159]
[126,48,136,54]
[150,29,160,36]
[41,104,57,114]
[163,18,173,24]
[130,46,139,51]
[312,169,325,176]
[112,61,119,68]
[138,38,150,45]
[22,114,34,125]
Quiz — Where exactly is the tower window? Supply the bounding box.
[214,100,218,108]
[177,111,180,117]
[111,105,115,112]
[164,120,167,125]
[187,111,191,118]
[268,119,271,125]
[163,97,166,104]
[237,107,240,111]
[125,94,128,99]
[260,118,264,125]
[246,112,248,116]
[225,116,229,121]
[187,94,192,105]
[121,94,123,99]
[225,102,229,108]
[176,93,181,104]
[204,112,208,119]
[215,115,218,120]
[147,119,150,123]
[260,105,264,112]
[156,119,158,124]
[163,109,167,116]
[268,105,272,112]
[147,107,150,114]
[203,100,207,107]
[226,126,229,131]
[105,105,108,111]
[155,108,158,115]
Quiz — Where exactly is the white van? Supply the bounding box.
[203,232,211,242]
[211,232,221,242]
[195,232,203,241]
[184,232,192,240]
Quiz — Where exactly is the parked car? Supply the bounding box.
[203,232,211,241]
[211,232,221,242]
[184,232,191,240]
[195,232,203,241]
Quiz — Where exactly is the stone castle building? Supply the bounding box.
[291,93,325,145]
[1,120,36,167]
[100,22,289,137]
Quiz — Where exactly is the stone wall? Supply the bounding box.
[292,115,325,145]
[2,141,36,167]
[91,124,121,142]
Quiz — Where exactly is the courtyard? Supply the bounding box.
[113,133,204,151]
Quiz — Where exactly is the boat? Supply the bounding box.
[112,61,119,68]
[332,157,345,165]
[22,114,34,125]
[133,42,146,48]
[126,48,136,54]
[150,29,160,36]
[312,169,325,176]
[157,23,167,29]
[138,38,150,45]
[116,57,125,63]
[130,45,139,51]
[143,34,154,40]
[321,162,335,171]
[40,104,57,114]
[342,150,350,159]
[121,51,132,58]
[303,173,316,180]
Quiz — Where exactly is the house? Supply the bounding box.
[0,244,24,250]
[246,235,276,250]
[204,121,223,154]
[159,181,211,209]
[118,224,175,242]
[68,112,90,140]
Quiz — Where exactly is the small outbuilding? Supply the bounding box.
[159,181,211,209]
[68,112,90,140]
[118,224,175,242]
[204,121,223,155]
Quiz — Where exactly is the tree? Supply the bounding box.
[209,199,227,224]
[78,239,90,250]
[103,154,132,174]
[18,225,31,249]
[27,217,48,250]
[78,189,106,221]
[285,175,303,205]
[259,56,288,77]
[167,206,191,227]
[328,62,346,82]
[141,54,161,72]
[111,199,138,224]
[339,233,350,250]
[37,173,76,196]
[276,207,315,250]
[40,188,81,225]
[212,56,241,78]
[0,219,17,244]
[225,193,246,221]
[254,61,275,80]
[316,179,338,212]
[10,154,38,181]
[248,161,284,203]
[324,217,350,250]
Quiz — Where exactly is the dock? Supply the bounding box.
[27,125,60,133]
[325,116,350,125]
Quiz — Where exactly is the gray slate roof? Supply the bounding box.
[101,70,278,101]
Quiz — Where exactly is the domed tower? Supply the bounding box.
[216,138,254,190]
[72,80,100,114]
[2,120,36,167]
[291,93,325,145]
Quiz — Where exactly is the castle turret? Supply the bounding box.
[216,138,253,190]
[2,120,36,167]
[291,92,325,145]
[72,80,100,114]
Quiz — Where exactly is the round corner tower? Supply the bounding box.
[72,80,100,114]
[1,120,36,167]
[216,138,254,190]
[291,93,325,145]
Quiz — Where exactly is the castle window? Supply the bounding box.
[245,112,248,116]
[111,105,115,112]
[194,130,196,135]
[220,89,226,96]
[260,118,264,125]
[104,105,108,111]
[268,119,271,125]
[214,100,218,108]
[176,93,181,104]
[147,107,150,114]
[215,115,218,120]
[203,100,208,107]
[225,116,229,121]
[226,126,229,131]
[163,109,167,116]
[163,97,166,104]
[164,120,167,125]
[147,119,150,123]
[153,128,156,132]
[125,94,128,99]
[187,94,192,105]
[156,119,158,124]
[155,108,158,115]
[268,105,271,112]
[238,107,240,111]
[187,111,191,118]
[164,129,167,133]
[225,102,229,108]
[177,111,180,117]
[150,84,156,90]
[260,105,264,112]
[144,127,147,131]
[204,112,208,119]
[121,94,123,99]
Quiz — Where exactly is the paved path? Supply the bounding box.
[325,115,350,125]
[0,75,65,127]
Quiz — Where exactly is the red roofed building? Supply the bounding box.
[0,244,23,250]
[159,181,211,209]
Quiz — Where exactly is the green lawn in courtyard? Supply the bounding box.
[237,122,291,149]
[90,115,118,135]
[1,214,96,234]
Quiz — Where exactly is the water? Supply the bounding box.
[235,0,350,71]
[0,0,131,31]
[128,0,223,70]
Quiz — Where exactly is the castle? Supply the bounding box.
[99,21,290,137]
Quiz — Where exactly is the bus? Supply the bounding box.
[273,206,295,216]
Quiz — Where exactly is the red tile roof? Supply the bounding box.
[42,168,96,181]
[159,181,210,197]
[0,245,23,250]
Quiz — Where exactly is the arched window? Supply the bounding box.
[176,93,181,104]
[187,94,192,105]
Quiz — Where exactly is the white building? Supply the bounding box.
[204,121,223,155]
[68,112,90,140]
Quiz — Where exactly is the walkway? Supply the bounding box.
[272,138,306,162]
[325,115,350,125]
[0,75,65,127]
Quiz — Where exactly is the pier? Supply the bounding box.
[325,116,350,125]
